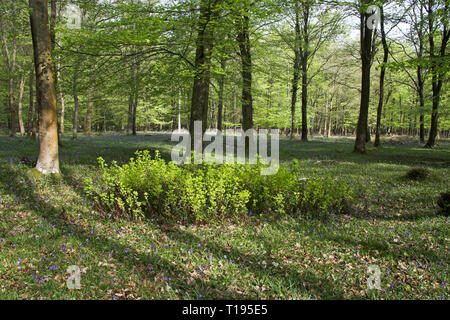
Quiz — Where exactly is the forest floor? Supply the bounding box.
[0,133,448,299]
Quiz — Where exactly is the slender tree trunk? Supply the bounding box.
[217,58,225,132]
[127,59,135,135]
[59,91,65,134]
[104,109,107,133]
[17,75,25,135]
[127,94,133,135]
[29,0,60,174]
[300,55,308,142]
[132,92,138,135]
[233,85,237,130]
[425,76,440,147]
[328,116,332,137]
[374,6,388,147]
[178,87,182,131]
[211,98,216,129]
[419,113,424,143]
[222,90,226,131]
[324,94,329,137]
[354,3,374,154]
[291,3,301,140]
[300,3,310,142]
[72,65,79,139]
[3,98,8,129]
[8,78,16,136]
[57,37,64,135]
[417,3,425,144]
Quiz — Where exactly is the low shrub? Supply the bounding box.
[84,151,353,222]
[437,191,450,216]
[406,167,431,180]
[300,170,353,217]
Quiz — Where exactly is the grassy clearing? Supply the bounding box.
[0,134,448,299]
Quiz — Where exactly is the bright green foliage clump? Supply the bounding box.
[301,170,353,216]
[84,151,353,222]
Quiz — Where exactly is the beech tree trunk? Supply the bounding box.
[189,0,217,149]
[374,6,388,147]
[424,0,449,148]
[59,91,65,134]
[57,38,65,135]
[72,64,79,139]
[238,14,253,132]
[290,2,301,140]
[418,54,425,145]
[177,87,182,131]
[300,54,308,142]
[419,113,425,143]
[29,0,60,174]
[210,98,216,129]
[217,59,225,132]
[127,93,133,135]
[127,57,138,135]
[17,75,25,136]
[300,3,310,142]
[354,2,374,154]
[8,78,16,137]
[417,3,426,144]
[132,92,138,135]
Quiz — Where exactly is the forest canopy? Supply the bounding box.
[0,0,448,156]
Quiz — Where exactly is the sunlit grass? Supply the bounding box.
[0,134,448,299]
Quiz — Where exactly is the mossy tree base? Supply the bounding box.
[27,168,61,179]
